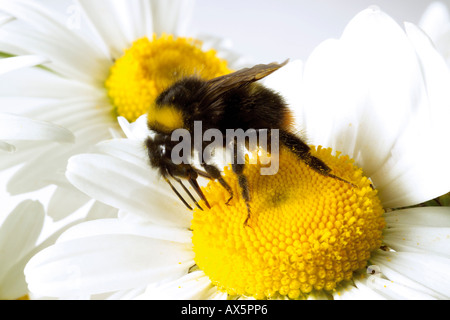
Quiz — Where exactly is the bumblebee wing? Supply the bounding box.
[204,60,289,100]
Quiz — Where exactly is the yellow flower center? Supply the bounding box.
[191,146,385,299]
[105,34,232,122]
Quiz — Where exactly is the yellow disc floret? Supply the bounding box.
[105,34,231,122]
[191,146,385,299]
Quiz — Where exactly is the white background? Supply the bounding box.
[190,0,450,63]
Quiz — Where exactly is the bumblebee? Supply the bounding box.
[145,61,351,222]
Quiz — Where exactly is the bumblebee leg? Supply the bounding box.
[231,137,251,225]
[279,130,355,187]
[232,162,251,225]
[188,177,211,209]
[192,168,211,179]
[202,163,234,204]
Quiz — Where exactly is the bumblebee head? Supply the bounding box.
[147,77,204,134]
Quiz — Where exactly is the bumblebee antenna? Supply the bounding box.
[164,176,194,211]
[168,173,204,211]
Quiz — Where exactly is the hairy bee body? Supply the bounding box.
[145,61,350,221]
[154,77,292,134]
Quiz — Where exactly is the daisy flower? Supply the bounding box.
[25,7,450,300]
[0,0,243,220]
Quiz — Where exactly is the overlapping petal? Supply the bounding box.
[0,113,74,152]
[0,0,110,85]
[136,271,225,300]
[297,7,450,208]
[0,200,44,299]
[66,145,193,228]
[25,218,194,298]
[419,1,450,66]
[0,55,48,75]
[77,0,194,60]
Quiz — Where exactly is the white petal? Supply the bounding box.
[0,141,15,152]
[117,115,150,140]
[0,258,30,300]
[22,97,113,128]
[149,0,194,36]
[97,286,146,300]
[303,7,422,165]
[419,2,450,47]
[136,270,218,300]
[334,280,386,300]
[377,22,450,206]
[0,200,45,268]
[76,0,194,60]
[76,0,133,59]
[299,39,346,146]
[5,145,72,193]
[384,223,450,258]
[25,234,194,297]
[355,275,436,300]
[0,113,75,144]
[0,28,108,85]
[383,207,450,258]
[371,250,450,299]
[85,201,119,221]
[6,120,111,194]
[368,22,450,207]
[0,0,110,84]
[0,140,51,168]
[384,206,450,227]
[262,60,303,131]
[0,221,73,300]
[0,55,49,75]
[47,184,92,221]
[0,12,14,27]
[0,66,103,99]
[94,138,149,168]
[0,200,45,299]
[300,7,449,207]
[66,153,192,228]
[81,0,190,57]
[57,218,192,244]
